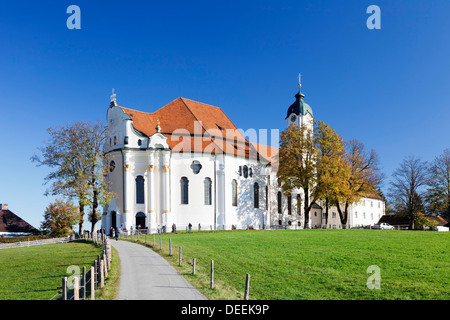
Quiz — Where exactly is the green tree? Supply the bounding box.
[425,148,450,221]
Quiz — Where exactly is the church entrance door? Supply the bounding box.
[136,212,146,229]
[111,211,117,229]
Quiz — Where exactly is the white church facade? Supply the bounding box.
[101,85,385,233]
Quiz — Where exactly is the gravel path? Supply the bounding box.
[111,240,207,300]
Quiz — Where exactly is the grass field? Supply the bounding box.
[129,229,450,300]
[0,241,104,300]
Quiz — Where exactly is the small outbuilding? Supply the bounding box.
[0,204,38,237]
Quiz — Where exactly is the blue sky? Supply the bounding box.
[1,0,449,230]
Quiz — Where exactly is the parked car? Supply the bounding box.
[371,223,395,230]
[379,223,395,230]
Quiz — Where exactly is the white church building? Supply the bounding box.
[101,84,385,233]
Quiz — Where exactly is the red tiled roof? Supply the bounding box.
[119,97,273,162]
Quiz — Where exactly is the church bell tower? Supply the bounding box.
[285,74,314,131]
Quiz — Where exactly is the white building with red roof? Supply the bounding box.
[101,86,385,233]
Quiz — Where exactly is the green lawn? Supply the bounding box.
[0,241,103,300]
[129,229,450,300]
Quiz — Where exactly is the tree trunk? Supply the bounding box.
[324,197,329,228]
[78,199,85,236]
[336,201,349,229]
[90,188,99,234]
[304,186,310,229]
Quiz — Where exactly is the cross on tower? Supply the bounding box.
[110,88,117,106]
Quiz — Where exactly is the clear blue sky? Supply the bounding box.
[1,0,449,230]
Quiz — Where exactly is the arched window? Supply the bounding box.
[277,191,282,214]
[204,178,212,205]
[135,175,145,204]
[297,194,301,215]
[243,165,248,178]
[265,185,268,210]
[287,194,292,215]
[253,182,259,208]
[180,177,189,204]
[232,179,238,206]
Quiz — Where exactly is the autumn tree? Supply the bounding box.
[82,121,116,234]
[425,148,450,221]
[314,120,351,226]
[41,199,79,237]
[388,155,429,230]
[31,123,91,235]
[333,139,383,228]
[32,121,115,235]
[277,123,318,228]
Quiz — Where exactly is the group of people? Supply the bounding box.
[106,222,202,238]
[109,226,121,241]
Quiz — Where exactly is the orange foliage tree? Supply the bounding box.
[41,199,79,237]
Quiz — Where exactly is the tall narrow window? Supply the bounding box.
[204,178,212,205]
[287,194,292,215]
[277,191,282,214]
[180,177,189,204]
[232,179,238,206]
[265,185,268,210]
[297,194,301,215]
[243,165,248,178]
[135,175,145,204]
[253,182,259,208]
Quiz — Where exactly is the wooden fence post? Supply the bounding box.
[100,259,104,288]
[104,256,108,278]
[94,260,98,289]
[82,266,86,300]
[90,266,95,300]
[244,273,250,300]
[210,260,214,289]
[62,277,68,300]
[74,276,79,300]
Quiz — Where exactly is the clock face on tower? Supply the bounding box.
[290,115,297,122]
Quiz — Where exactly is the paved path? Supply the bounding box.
[111,240,207,300]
